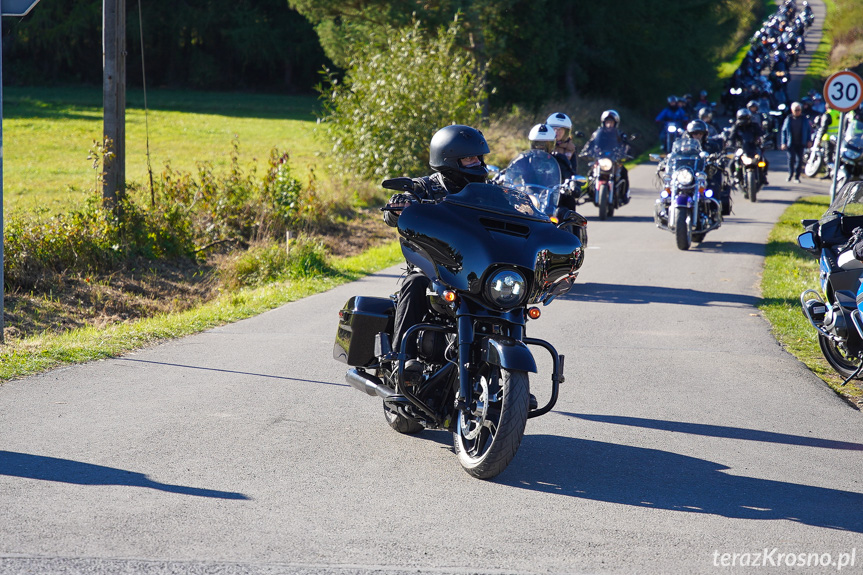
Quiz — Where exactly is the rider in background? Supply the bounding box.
[655,96,688,151]
[546,112,578,171]
[727,108,770,186]
[583,109,632,205]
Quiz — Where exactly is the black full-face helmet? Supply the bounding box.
[736,108,752,124]
[429,124,490,186]
[686,120,708,141]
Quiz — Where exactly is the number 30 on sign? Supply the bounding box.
[823,71,863,113]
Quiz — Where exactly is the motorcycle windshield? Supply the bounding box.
[670,136,703,157]
[825,180,863,217]
[396,182,582,302]
[843,120,863,149]
[582,129,627,160]
[501,150,562,191]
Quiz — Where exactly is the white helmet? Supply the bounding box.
[545,112,572,139]
[528,124,556,153]
[601,109,620,126]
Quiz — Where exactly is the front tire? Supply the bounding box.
[598,184,611,220]
[675,208,692,251]
[818,334,863,379]
[746,171,758,202]
[804,149,822,177]
[453,366,529,479]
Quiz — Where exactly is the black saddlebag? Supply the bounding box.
[333,296,395,366]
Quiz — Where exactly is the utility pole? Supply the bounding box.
[0,0,43,344]
[102,0,126,209]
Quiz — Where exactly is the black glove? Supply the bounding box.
[388,193,412,206]
[840,227,863,253]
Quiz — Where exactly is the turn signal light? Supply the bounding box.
[527,307,541,319]
[550,216,559,224]
[757,161,767,168]
[443,290,457,303]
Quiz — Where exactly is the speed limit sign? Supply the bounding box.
[823,70,863,112]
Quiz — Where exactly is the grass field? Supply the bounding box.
[3,86,325,213]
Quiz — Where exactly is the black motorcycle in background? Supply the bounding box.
[334,179,584,479]
[579,136,633,221]
[653,137,722,250]
[727,133,767,203]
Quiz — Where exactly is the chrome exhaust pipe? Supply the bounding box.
[345,368,395,398]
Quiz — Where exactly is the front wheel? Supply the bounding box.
[818,334,862,379]
[804,149,823,177]
[675,208,692,251]
[746,170,758,202]
[598,184,611,220]
[453,366,529,479]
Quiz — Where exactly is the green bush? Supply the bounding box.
[220,236,331,289]
[2,140,328,293]
[318,18,487,180]
[4,196,195,290]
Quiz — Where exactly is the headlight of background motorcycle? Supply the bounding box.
[674,169,694,186]
[843,148,862,161]
[598,158,614,171]
[485,269,527,309]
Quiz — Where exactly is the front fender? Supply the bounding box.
[479,335,537,373]
[674,194,693,208]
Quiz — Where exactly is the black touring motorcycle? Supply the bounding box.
[334,180,584,479]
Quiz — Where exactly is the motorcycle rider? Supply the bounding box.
[583,109,631,205]
[546,112,577,164]
[656,96,688,151]
[780,101,812,183]
[686,120,731,214]
[383,124,490,378]
[539,117,577,180]
[727,108,770,186]
[698,107,719,136]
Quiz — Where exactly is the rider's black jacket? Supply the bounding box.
[551,152,577,180]
[727,121,763,155]
[383,172,460,227]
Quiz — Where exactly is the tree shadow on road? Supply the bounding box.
[0,451,250,500]
[497,435,863,532]
[561,282,759,307]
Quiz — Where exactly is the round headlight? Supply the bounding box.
[485,269,527,309]
[675,169,694,185]
[598,158,614,171]
[843,148,862,161]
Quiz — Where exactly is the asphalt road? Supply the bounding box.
[4,3,862,574]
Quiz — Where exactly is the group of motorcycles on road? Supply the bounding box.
[328,0,861,479]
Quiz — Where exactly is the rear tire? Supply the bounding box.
[383,403,424,434]
[675,208,691,251]
[453,366,529,479]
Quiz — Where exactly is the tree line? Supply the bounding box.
[3,0,764,110]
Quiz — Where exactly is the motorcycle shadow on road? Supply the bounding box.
[497,433,863,532]
[561,282,759,308]
[0,451,250,500]
[686,239,766,255]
